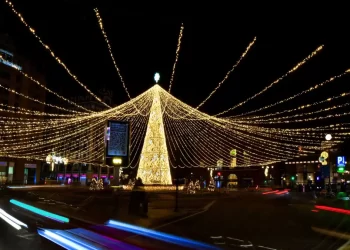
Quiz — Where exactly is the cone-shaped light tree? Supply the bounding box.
[136,83,172,184]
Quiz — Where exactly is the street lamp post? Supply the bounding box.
[174,166,179,212]
[174,153,179,212]
[46,153,54,175]
[46,152,68,183]
[324,134,332,189]
[63,157,68,184]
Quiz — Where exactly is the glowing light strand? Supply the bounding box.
[216,45,324,116]
[237,91,350,120]
[20,71,93,113]
[94,8,132,101]
[0,82,84,114]
[5,0,111,108]
[228,71,350,118]
[168,23,184,93]
[196,37,257,110]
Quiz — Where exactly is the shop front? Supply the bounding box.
[213,167,263,188]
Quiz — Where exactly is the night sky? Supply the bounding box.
[1,1,350,117]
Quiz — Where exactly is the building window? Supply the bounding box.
[0,87,8,97]
[16,74,22,83]
[0,69,10,80]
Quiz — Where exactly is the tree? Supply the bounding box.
[187,181,196,194]
[208,179,215,192]
[195,180,201,191]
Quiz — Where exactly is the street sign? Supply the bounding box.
[337,156,346,173]
[105,120,130,166]
[337,156,346,167]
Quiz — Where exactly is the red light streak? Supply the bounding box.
[315,205,350,215]
[276,190,289,195]
[262,190,279,195]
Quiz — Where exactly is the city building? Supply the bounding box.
[0,34,46,184]
[213,166,265,188]
[282,156,320,187]
[282,150,346,189]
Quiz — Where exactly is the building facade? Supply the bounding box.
[44,88,114,185]
[0,34,46,184]
[213,166,265,188]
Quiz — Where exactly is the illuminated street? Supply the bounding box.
[1,1,350,249]
[1,189,350,249]
[143,192,350,249]
[0,219,66,249]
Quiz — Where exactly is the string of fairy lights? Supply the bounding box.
[2,1,350,175]
[215,45,324,117]
[168,23,184,94]
[94,8,132,102]
[195,37,257,111]
[5,0,111,109]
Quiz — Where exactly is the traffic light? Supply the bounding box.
[291,176,295,181]
[217,172,221,176]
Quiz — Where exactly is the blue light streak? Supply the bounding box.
[0,58,22,70]
[10,199,69,223]
[67,228,141,250]
[106,219,218,249]
[38,228,142,250]
[38,229,90,250]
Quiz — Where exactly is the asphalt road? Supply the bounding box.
[1,189,350,249]
[0,191,68,250]
[0,215,63,250]
[149,192,350,250]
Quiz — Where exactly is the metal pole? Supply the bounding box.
[329,151,331,188]
[64,164,66,184]
[174,167,178,212]
[98,165,101,180]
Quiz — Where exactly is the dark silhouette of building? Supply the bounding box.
[0,34,46,184]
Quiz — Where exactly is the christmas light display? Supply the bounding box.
[168,23,184,93]
[136,85,172,184]
[2,1,350,188]
[195,37,256,110]
[94,8,132,102]
[215,45,324,116]
[187,181,196,194]
[2,83,350,172]
[5,0,111,108]
[227,70,350,118]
